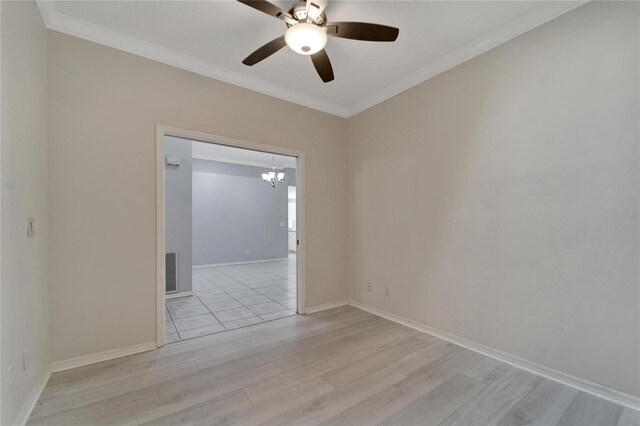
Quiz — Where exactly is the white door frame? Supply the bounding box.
[155,124,307,347]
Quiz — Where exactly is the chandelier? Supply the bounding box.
[261,156,285,188]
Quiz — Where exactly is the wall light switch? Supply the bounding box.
[27,217,36,238]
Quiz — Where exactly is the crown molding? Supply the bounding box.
[37,1,587,119]
[345,1,589,117]
[35,1,350,118]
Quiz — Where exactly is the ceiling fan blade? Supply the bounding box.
[305,0,328,21]
[311,49,334,83]
[242,36,286,66]
[236,0,294,22]
[325,22,399,42]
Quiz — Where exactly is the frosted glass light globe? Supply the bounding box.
[285,23,327,55]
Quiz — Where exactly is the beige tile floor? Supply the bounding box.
[165,254,297,343]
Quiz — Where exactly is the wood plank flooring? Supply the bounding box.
[28,306,639,425]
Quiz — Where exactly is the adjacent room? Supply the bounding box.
[164,136,298,343]
[2,1,639,425]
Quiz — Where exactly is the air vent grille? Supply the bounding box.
[165,251,177,293]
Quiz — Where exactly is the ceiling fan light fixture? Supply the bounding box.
[285,23,327,55]
[238,0,399,82]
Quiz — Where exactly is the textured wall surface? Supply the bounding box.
[348,2,639,397]
[1,2,50,423]
[48,31,348,362]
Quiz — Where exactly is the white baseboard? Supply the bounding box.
[14,341,157,424]
[193,258,288,268]
[13,301,637,426]
[347,299,640,412]
[304,299,348,314]
[165,291,193,300]
[50,341,157,373]
[13,365,52,426]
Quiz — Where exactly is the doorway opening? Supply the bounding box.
[156,126,305,346]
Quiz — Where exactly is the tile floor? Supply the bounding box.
[165,254,297,343]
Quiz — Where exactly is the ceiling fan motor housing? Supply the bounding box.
[289,2,326,26]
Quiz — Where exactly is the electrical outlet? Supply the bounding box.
[385,286,390,296]
[23,349,29,371]
[366,282,372,292]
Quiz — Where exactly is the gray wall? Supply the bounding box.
[348,1,639,397]
[285,167,296,187]
[192,159,290,265]
[165,136,192,293]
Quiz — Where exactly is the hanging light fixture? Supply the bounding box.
[261,155,285,188]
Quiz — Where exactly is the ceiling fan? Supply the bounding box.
[237,0,399,83]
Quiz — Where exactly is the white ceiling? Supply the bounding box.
[191,140,297,169]
[37,1,585,117]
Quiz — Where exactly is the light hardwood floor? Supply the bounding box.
[29,306,638,425]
